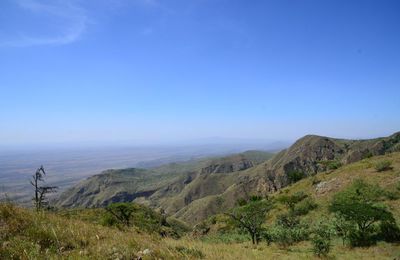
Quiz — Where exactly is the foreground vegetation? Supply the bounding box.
[2,153,400,259]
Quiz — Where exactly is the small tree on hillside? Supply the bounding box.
[329,179,395,246]
[30,165,58,211]
[227,197,273,244]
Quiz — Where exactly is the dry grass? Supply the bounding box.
[0,203,180,259]
[164,237,400,260]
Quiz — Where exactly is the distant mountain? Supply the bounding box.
[56,151,274,208]
[57,132,400,224]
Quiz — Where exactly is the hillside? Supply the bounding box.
[157,132,400,224]
[175,151,400,259]
[57,133,400,225]
[56,151,274,209]
[2,152,400,259]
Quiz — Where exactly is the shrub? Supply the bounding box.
[287,171,306,184]
[319,160,342,170]
[332,215,355,245]
[312,220,334,257]
[327,161,342,170]
[293,197,318,216]
[362,151,373,159]
[348,228,377,247]
[104,203,134,227]
[379,221,400,242]
[277,191,308,212]
[384,190,400,200]
[260,228,273,245]
[375,160,393,172]
[276,213,300,229]
[269,223,309,248]
[271,212,309,247]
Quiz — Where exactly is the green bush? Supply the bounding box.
[319,160,342,170]
[349,228,377,247]
[384,190,400,200]
[287,171,306,184]
[269,224,309,247]
[327,161,342,170]
[312,236,330,257]
[102,203,188,238]
[362,151,373,159]
[375,160,393,172]
[379,221,400,242]
[276,213,300,229]
[311,220,333,257]
[271,212,309,247]
[332,215,355,246]
[293,198,318,216]
[277,191,308,212]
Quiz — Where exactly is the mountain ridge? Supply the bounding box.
[56,132,400,224]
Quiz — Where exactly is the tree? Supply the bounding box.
[30,166,57,211]
[227,197,273,244]
[105,202,135,227]
[329,179,395,246]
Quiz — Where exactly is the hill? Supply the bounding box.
[157,132,400,224]
[56,151,274,209]
[173,151,400,259]
[2,152,400,259]
[57,132,400,224]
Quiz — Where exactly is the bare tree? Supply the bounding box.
[30,166,58,211]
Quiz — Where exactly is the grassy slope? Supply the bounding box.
[168,152,400,259]
[3,153,400,259]
[0,203,179,259]
[272,151,400,222]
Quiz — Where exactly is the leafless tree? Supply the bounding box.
[30,166,58,211]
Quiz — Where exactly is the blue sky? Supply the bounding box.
[1,0,400,146]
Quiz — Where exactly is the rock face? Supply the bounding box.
[56,132,400,225]
[200,155,254,174]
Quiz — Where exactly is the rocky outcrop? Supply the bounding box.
[200,155,254,174]
[252,132,400,191]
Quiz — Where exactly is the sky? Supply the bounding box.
[0,0,400,147]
